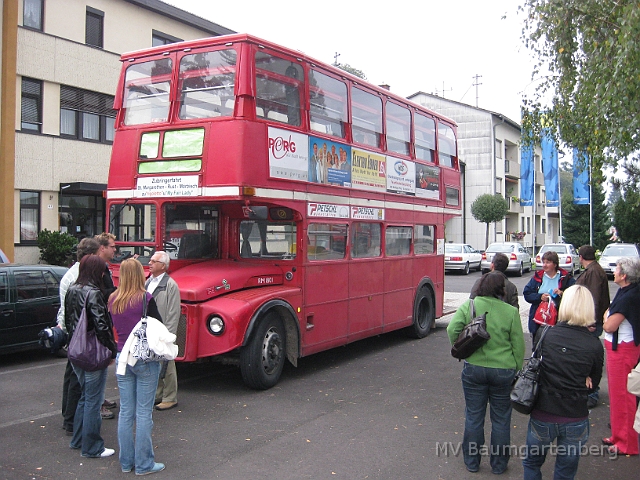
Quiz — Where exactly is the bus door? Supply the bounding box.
[348,222,383,339]
[303,223,349,353]
[383,226,415,329]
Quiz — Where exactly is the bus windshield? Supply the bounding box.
[164,204,218,260]
[124,58,173,125]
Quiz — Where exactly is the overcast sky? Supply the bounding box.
[163,0,536,122]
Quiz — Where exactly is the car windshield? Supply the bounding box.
[445,245,462,253]
[487,244,513,253]
[541,245,567,254]
[603,245,638,256]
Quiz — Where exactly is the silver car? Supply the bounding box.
[598,243,640,277]
[535,243,580,274]
[481,242,532,276]
[444,243,482,275]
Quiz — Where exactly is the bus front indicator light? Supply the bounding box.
[208,315,225,335]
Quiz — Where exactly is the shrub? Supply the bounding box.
[37,229,77,266]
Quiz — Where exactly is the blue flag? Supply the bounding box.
[541,130,559,207]
[573,148,590,205]
[520,141,534,207]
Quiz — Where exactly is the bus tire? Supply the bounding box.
[240,312,286,390]
[407,287,435,339]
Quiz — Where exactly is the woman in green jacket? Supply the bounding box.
[447,272,525,474]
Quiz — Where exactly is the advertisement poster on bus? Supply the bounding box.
[351,148,386,193]
[307,202,350,219]
[308,137,351,187]
[268,127,309,181]
[415,165,440,199]
[386,158,416,195]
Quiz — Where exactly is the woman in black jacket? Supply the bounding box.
[65,255,117,459]
[522,285,604,480]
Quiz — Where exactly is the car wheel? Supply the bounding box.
[240,312,286,390]
[463,262,470,275]
[406,287,435,338]
[516,263,524,277]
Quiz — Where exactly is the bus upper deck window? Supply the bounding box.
[351,87,382,148]
[438,123,457,168]
[255,51,304,127]
[179,49,237,120]
[123,59,172,126]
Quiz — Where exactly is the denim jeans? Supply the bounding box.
[116,354,161,474]
[522,418,589,480]
[70,365,108,457]
[461,362,516,473]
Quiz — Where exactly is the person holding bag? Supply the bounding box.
[447,272,525,474]
[109,258,166,475]
[522,285,604,480]
[524,251,575,340]
[602,257,640,456]
[64,255,117,458]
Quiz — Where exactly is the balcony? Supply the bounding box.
[508,197,523,213]
[504,159,519,179]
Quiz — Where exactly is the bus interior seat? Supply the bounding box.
[178,233,211,259]
[310,121,327,133]
[256,107,265,117]
[267,111,288,122]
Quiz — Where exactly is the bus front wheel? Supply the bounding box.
[240,312,286,390]
[407,288,435,339]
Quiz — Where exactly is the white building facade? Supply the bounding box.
[7,0,234,263]
[408,93,560,252]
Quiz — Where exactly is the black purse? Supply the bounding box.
[510,325,550,414]
[451,299,490,360]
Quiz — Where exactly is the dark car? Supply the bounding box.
[0,264,68,354]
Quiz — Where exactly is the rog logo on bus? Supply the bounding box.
[269,134,297,159]
[394,161,408,176]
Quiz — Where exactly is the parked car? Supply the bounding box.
[535,243,580,274]
[0,248,9,264]
[481,242,532,276]
[598,243,640,278]
[444,243,482,275]
[0,264,68,354]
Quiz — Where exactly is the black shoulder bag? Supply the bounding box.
[510,325,550,414]
[451,299,490,360]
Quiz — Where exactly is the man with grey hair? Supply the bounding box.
[56,236,100,435]
[146,250,181,410]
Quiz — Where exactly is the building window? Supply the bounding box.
[21,78,42,132]
[152,30,183,47]
[495,139,503,159]
[20,191,40,244]
[85,7,104,48]
[60,86,115,143]
[23,0,43,30]
[542,218,546,234]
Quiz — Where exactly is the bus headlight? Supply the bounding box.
[207,315,225,335]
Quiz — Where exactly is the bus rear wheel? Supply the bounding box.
[406,288,435,338]
[240,312,286,390]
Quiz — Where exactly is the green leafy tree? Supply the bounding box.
[37,229,77,266]
[470,194,509,249]
[613,190,640,244]
[335,63,367,80]
[520,0,640,184]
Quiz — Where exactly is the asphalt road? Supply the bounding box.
[1,299,638,480]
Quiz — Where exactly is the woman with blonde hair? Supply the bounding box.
[522,285,604,480]
[109,258,165,475]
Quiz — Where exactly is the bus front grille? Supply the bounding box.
[176,313,187,358]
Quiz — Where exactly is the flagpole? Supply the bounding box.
[589,159,593,246]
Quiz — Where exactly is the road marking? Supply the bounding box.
[0,359,66,376]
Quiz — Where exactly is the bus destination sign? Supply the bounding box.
[135,176,201,198]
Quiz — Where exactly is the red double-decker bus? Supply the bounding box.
[106,34,461,389]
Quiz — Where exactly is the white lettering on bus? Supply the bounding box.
[257,277,274,284]
[268,135,297,159]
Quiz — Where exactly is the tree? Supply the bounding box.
[520,0,640,183]
[470,194,509,249]
[613,190,640,244]
[335,63,367,80]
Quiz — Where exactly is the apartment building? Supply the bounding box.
[407,92,559,252]
[0,0,234,263]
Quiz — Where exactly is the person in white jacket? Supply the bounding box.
[108,259,168,476]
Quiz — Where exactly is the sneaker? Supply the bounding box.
[100,448,115,458]
[101,406,115,419]
[136,462,165,475]
[103,399,117,409]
